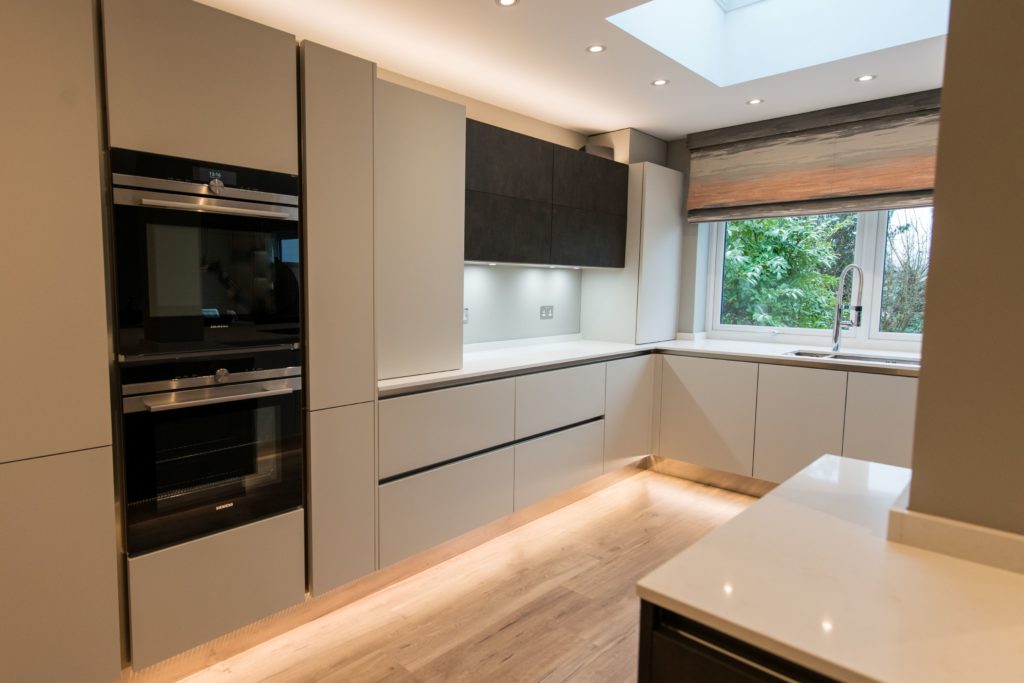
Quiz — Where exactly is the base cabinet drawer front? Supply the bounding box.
[515,363,607,439]
[379,378,515,479]
[128,510,305,669]
[378,448,514,566]
[843,374,918,468]
[514,420,605,510]
[605,355,655,471]
[0,448,121,683]
[753,365,847,484]
[308,402,376,597]
[658,356,758,476]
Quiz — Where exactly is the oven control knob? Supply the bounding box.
[209,178,225,194]
[214,368,230,383]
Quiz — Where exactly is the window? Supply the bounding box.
[708,207,932,348]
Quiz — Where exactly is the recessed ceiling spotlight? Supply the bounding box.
[652,79,669,86]
[495,0,518,6]
[747,98,764,105]
[587,45,606,54]
[855,74,877,82]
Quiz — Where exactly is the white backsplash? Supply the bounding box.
[463,265,582,344]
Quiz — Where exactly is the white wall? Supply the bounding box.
[463,265,581,344]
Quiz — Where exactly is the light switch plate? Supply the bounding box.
[540,305,554,320]
[463,308,469,324]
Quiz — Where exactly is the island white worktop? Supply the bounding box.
[637,455,1024,683]
[377,337,919,397]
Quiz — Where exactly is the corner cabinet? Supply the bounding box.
[465,119,628,267]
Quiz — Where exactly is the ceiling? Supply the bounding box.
[197,0,948,141]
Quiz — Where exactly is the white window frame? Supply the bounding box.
[705,209,925,352]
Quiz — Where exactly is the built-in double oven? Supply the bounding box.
[110,149,305,556]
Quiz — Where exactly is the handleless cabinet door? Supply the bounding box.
[103,0,298,173]
[301,43,376,410]
[843,374,918,468]
[465,190,552,264]
[604,355,655,471]
[658,356,758,476]
[515,363,607,439]
[753,365,847,483]
[553,146,629,215]
[0,448,120,683]
[514,420,605,510]
[551,205,627,267]
[466,119,553,202]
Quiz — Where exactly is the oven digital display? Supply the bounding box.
[192,166,237,185]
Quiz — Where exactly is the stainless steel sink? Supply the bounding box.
[785,350,921,366]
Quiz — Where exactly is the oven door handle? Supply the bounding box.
[144,386,295,412]
[139,197,292,220]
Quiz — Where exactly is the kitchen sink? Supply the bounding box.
[785,350,921,367]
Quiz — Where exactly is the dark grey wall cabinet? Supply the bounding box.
[465,119,628,267]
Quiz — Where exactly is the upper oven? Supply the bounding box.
[110,149,302,360]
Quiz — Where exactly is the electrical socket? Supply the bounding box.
[540,305,554,320]
[463,307,469,324]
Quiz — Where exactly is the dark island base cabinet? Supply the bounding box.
[639,602,839,683]
[465,190,552,264]
[552,204,626,267]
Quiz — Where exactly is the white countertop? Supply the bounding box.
[637,455,1024,683]
[377,338,919,396]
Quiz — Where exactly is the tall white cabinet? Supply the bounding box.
[375,81,466,379]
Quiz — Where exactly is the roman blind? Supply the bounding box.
[686,90,941,223]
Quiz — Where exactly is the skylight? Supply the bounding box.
[608,0,950,87]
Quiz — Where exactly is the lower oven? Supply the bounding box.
[121,368,304,556]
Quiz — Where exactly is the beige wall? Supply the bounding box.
[378,68,586,149]
[908,0,1024,534]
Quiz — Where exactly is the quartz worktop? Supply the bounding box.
[637,455,1024,682]
[377,338,919,397]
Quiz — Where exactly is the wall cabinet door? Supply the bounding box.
[103,0,298,173]
[465,190,551,264]
[308,402,376,596]
[843,374,918,468]
[466,119,553,202]
[514,420,605,510]
[375,81,465,379]
[301,42,376,411]
[658,356,758,476]
[552,145,629,215]
[605,355,655,471]
[515,363,607,439]
[551,205,627,267]
[753,365,847,483]
[0,448,121,683]
[379,447,514,566]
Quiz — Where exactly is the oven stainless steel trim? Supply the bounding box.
[122,366,303,397]
[112,172,299,206]
[123,376,302,414]
[113,188,299,221]
[118,343,301,365]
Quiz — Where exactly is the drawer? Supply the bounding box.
[128,510,305,668]
[515,363,606,439]
[379,378,515,479]
[514,420,605,510]
[378,447,514,566]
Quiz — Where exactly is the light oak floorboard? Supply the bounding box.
[182,472,753,683]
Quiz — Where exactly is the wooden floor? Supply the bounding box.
[182,472,753,683]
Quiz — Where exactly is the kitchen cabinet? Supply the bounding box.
[128,510,305,668]
[300,42,376,411]
[0,448,120,683]
[308,402,376,596]
[843,374,918,468]
[753,365,847,483]
[515,363,607,439]
[379,447,514,566]
[553,145,629,215]
[465,190,552,264]
[466,119,553,202]
[3,0,111,464]
[551,205,627,267]
[379,379,516,479]
[604,355,655,471]
[581,163,685,342]
[103,0,298,174]
[659,356,758,476]
[514,420,605,510]
[375,81,465,379]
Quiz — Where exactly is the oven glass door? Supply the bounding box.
[114,201,301,358]
[123,381,303,555]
